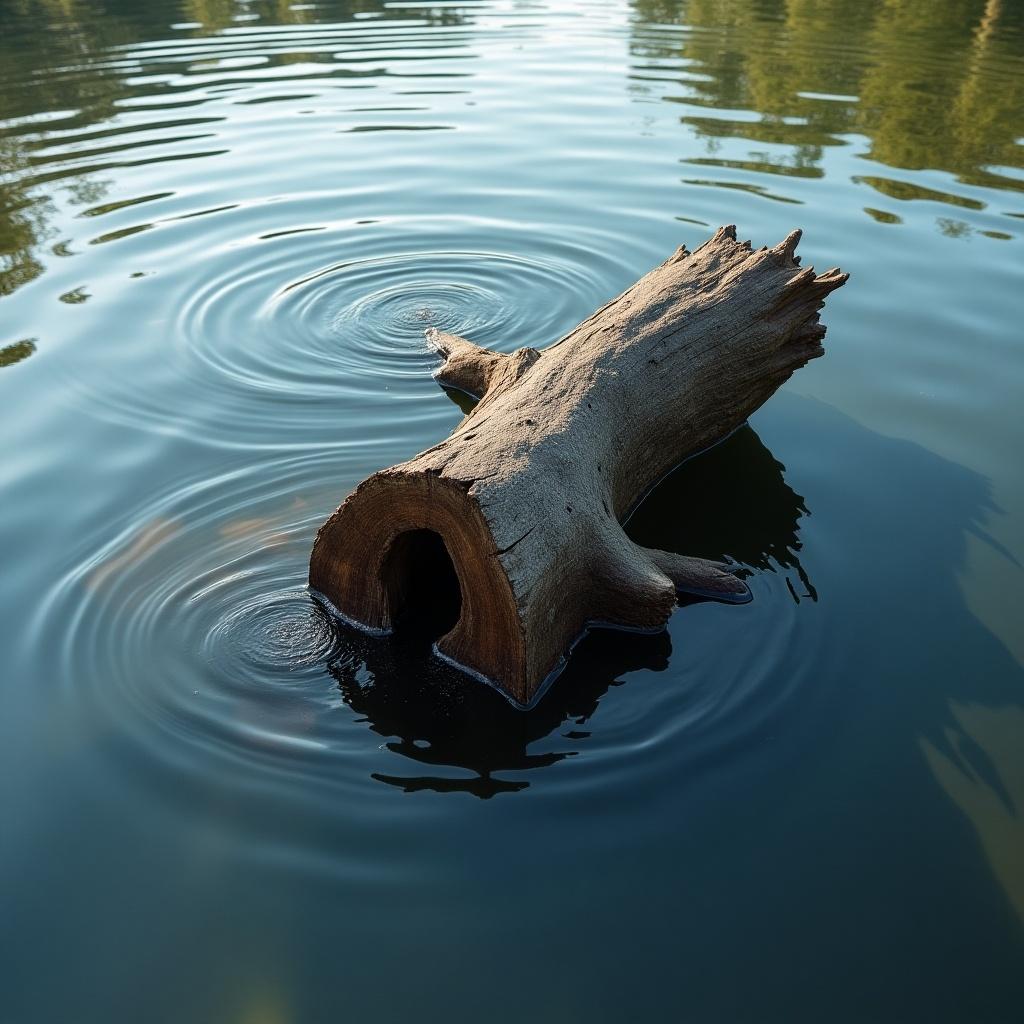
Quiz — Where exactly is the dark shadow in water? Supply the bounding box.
[323,392,1024,1016]
[328,625,672,798]
[626,423,817,602]
[326,391,1024,830]
[326,420,811,797]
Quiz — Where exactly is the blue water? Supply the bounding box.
[1,1,1023,1020]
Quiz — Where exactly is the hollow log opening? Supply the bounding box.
[311,225,848,707]
[381,529,462,643]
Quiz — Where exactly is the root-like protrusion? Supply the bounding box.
[645,547,752,603]
[426,328,509,399]
[427,328,542,402]
[592,537,751,634]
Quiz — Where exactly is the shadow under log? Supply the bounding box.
[310,226,847,705]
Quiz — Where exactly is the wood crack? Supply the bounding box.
[493,523,538,557]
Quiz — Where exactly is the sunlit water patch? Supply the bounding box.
[177,219,633,398]
[42,213,642,448]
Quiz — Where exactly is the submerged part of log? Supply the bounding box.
[310,226,848,706]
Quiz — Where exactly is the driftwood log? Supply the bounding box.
[310,226,847,706]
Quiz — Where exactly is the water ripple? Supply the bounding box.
[61,216,639,448]
[25,430,824,816]
[184,241,616,391]
[30,453,354,782]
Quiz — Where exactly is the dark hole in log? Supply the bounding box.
[381,529,462,643]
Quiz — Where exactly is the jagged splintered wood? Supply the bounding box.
[310,226,848,706]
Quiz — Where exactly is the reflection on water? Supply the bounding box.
[0,336,36,366]
[86,516,180,589]
[329,420,808,798]
[922,703,1024,926]
[632,0,1024,207]
[627,424,817,602]
[0,0,474,298]
[329,627,672,797]
[2,0,1023,1020]
[2,0,1022,302]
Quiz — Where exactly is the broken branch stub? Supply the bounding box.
[310,226,848,705]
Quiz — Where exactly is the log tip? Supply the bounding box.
[773,228,803,264]
[706,576,753,604]
[424,325,446,354]
[815,267,850,295]
[645,549,753,605]
[426,329,513,400]
[680,562,753,604]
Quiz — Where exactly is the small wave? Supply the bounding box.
[60,214,638,449]
[24,433,824,821]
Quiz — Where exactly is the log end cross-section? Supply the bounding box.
[310,226,848,706]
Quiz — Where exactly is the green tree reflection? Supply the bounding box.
[0,0,470,297]
[631,0,1024,195]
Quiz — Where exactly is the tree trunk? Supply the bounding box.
[310,226,848,706]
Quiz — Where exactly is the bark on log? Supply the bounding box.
[310,226,848,706]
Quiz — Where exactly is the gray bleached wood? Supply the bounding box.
[310,226,848,705]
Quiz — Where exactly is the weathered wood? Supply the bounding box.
[310,226,847,706]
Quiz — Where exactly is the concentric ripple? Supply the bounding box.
[29,451,360,781]
[206,585,340,678]
[25,431,831,816]
[61,216,644,449]
[181,239,613,392]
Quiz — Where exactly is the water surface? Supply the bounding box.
[2,1,1023,1021]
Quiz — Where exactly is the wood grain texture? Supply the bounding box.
[310,226,848,705]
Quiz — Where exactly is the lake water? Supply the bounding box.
[2,1,1023,1020]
